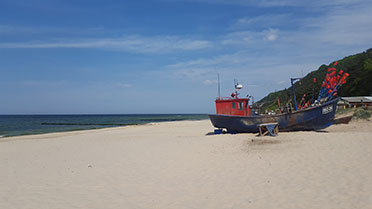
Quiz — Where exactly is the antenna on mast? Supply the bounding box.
[217,73,221,99]
[233,79,243,98]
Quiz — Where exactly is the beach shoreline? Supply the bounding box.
[0,121,161,140]
[0,119,208,143]
[0,114,208,138]
[1,119,371,209]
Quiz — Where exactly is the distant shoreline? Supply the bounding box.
[0,114,209,138]
[0,119,211,142]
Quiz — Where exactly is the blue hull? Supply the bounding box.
[208,98,339,133]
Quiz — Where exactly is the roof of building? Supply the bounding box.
[341,96,372,103]
[337,100,349,105]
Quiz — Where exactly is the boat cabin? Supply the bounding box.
[215,97,251,116]
[214,82,252,116]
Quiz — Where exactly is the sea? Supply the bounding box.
[0,114,208,137]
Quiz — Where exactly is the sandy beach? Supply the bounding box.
[1,119,371,209]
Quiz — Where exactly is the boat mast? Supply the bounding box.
[218,73,221,99]
[234,79,237,98]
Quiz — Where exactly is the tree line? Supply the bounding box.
[256,48,372,111]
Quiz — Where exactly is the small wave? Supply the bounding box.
[41,122,134,126]
[138,118,185,122]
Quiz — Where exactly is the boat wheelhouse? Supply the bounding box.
[215,97,251,116]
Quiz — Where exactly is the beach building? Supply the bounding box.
[338,96,372,108]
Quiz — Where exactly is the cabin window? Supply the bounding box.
[238,102,243,110]
[232,102,236,109]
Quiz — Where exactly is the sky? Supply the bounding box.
[1,0,372,114]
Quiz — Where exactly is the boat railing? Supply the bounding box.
[216,97,235,100]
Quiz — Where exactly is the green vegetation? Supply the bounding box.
[335,107,354,116]
[353,108,371,120]
[257,48,372,111]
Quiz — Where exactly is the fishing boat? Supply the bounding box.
[208,79,339,133]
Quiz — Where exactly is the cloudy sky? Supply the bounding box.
[1,0,372,114]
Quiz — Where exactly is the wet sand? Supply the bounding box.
[1,120,371,209]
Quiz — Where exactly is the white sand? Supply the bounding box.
[1,120,372,209]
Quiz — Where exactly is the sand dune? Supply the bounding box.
[1,120,371,209]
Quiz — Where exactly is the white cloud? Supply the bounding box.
[172,68,213,79]
[218,0,372,59]
[0,25,106,36]
[0,35,212,54]
[203,79,218,86]
[232,14,292,30]
[167,51,253,69]
[174,0,367,7]
[221,31,256,45]
[221,28,280,46]
[116,83,132,88]
[169,0,296,7]
[264,28,279,41]
[303,4,372,46]
[2,80,69,88]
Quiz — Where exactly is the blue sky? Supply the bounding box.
[1,0,372,114]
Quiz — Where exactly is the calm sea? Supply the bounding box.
[0,114,208,137]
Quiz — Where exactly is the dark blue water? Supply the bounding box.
[0,114,208,137]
